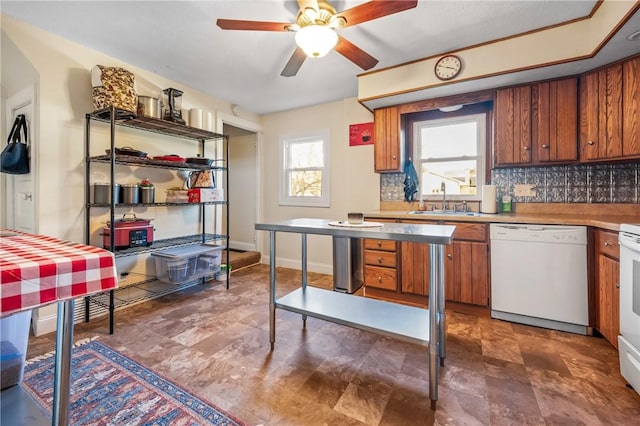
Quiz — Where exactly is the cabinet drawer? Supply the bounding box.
[446,222,487,242]
[364,239,397,251]
[364,265,397,291]
[364,249,397,268]
[597,230,620,259]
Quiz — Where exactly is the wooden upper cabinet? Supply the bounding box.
[578,56,640,161]
[580,64,623,160]
[495,85,532,166]
[623,56,640,157]
[373,106,402,172]
[532,78,578,163]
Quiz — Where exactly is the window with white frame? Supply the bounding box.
[413,112,486,201]
[279,130,330,207]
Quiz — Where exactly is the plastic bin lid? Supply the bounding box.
[151,244,224,259]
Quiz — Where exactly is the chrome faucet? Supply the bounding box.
[441,182,448,211]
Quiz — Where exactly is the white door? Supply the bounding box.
[4,86,36,233]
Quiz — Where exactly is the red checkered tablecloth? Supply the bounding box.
[0,230,118,316]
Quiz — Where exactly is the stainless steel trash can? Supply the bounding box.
[332,236,363,293]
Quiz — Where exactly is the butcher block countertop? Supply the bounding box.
[366,203,640,232]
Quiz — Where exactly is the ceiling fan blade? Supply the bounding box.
[334,36,378,70]
[339,0,418,28]
[216,19,291,32]
[281,47,307,77]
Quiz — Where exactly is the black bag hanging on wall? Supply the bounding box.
[1,114,30,174]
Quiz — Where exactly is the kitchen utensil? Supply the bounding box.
[93,182,121,204]
[137,96,162,118]
[152,154,186,163]
[103,213,154,250]
[162,88,185,124]
[185,157,213,166]
[105,146,147,158]
[121,183,140,204]
[140,186,155,203]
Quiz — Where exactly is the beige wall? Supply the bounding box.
[261,99,377,273]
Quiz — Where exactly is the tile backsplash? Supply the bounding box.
[380,162,640,204]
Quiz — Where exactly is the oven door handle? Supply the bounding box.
[619,233,640,251]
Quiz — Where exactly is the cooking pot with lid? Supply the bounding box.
[137,96,162,119]
[103,213,154,250]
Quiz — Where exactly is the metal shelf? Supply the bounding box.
[111,234,227,258]
[88,108,226,141]
[88,154,227,171]
[88,201,227,208]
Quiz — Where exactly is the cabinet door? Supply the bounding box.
[495,85,532,166]
[400,241,430,296]
[364,265,398,291]
[445,241,490,306]
[373,106,402,172]
[579,64,623,160]
[597,254,620,349]
[623,57,640,157]
[532,78,578,163]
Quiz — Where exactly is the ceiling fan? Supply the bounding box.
[217,0,418,77]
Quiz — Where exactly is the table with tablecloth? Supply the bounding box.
[0,230,117,425]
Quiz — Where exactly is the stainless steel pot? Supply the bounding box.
[93,182,121,204]
[121,184,139,204]
[137,96,162,118]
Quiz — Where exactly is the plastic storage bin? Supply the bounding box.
[152,244,223,284]
[1,310,32,389]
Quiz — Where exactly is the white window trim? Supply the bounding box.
[278,129,331,207]
[413,113,486,201]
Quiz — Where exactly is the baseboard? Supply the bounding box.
[31,304,58,336]
[259,255,332,275]
[229,241,257,251]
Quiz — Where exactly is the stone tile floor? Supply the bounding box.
[26,264,640,425]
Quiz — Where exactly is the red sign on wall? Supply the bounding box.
[349,122,374,146]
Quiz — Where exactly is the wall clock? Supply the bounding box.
[434,55,462,81]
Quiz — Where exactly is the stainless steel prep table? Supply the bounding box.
[255,218,455,409]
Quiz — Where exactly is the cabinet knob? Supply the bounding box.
[523,146,530,151]
[541,144,549,148]
[392,155,397,160]
[378,276,382,283]
[447,253,452,259]
[377,257,383,263]
[604,242,611,247]
[616,282,620,289]
[377,241,382,247]
[587,140,595,146]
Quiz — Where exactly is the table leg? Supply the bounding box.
[269,231,276,351]
[428,244,443,410]
[437,244,446,366]
[52,299,74,426]
[301,234,307,328]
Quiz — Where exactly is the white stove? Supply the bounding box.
[618,224,640,396]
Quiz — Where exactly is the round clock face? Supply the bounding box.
[434,55,462,81]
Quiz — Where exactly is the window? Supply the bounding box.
[413,112,486,201]
[279,130,330,207]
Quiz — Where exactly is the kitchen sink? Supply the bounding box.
[407,210,482,217]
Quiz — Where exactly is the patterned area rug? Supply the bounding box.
[22,339,245,426]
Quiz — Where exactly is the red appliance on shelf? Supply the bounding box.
[103,213,154,250]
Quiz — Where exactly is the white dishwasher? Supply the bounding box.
[490,223,588,334]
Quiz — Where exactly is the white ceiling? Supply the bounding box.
[2,1,640,115]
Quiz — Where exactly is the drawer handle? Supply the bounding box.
[377,241,382,247]
[541,144,549,148]
[587,140,595,146]
[604,242,612,247]
[447,253,452,259]
[377,257,383,263]
[378,276,382,283]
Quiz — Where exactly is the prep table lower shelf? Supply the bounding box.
[277,287,430,345]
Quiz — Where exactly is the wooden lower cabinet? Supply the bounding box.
[396,221,490,308]
[445,241,490,306]
[594,229,620,349]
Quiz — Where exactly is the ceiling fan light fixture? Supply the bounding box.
[295,25,338,58]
